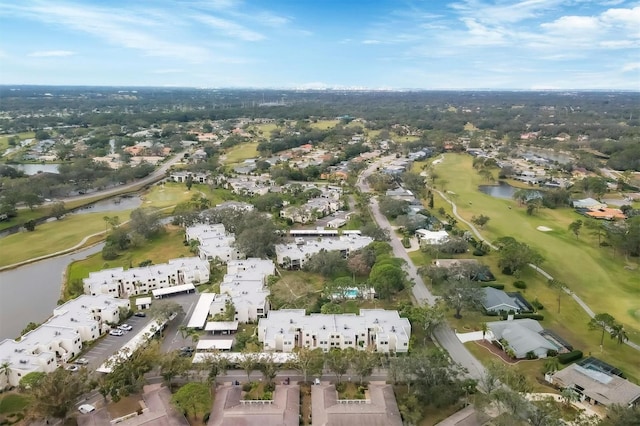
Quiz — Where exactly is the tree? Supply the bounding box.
[543,357,560,374]
[602,404,640,426]
[149,301,185,322]
[547,279,567,314]
[443,278,483,319]
[185,174,193,191]
[159,351,191,387]
[402,304,446,343]
[19,371,46,391]
[352,349,379,384]
[526,198,542,216]
[202,352,230,391]
[378,196,410,219]
[588,313,616,347]
[303,250,347,277]
[258,353,279,386]
[291,346,324,384]
[28,367,89,422]
[568,220,583,239]
[238,352,259,382]
[369,262,407,299]
[0,362,11,387]
[361,223,390,241]
[172,382,211,420]
[495,236,543,276]
[325,348,353,383]
[20,321,40,336]
[50,201,66,219]
[129,207,162,239]
[471,214,490,229]
[609,323,629,345]
[561,388,579,407]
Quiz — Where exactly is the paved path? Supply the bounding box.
[357,158,487,382]
[432,157,640,353]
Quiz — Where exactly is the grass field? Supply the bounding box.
[310,119,339,130]
[431,154,640,336]
[0,392,30,415]
[0,210,131,267]
[0,132,35,152]
[65,226,192,290]
[223,142,259,164]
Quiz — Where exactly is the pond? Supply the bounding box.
[71,195,142,215]
[478,182,518,199]
[0,243,104,340]
[8,163,60,175]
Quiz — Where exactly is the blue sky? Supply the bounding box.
[0,0,638,89]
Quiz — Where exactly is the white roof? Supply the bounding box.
[135,297,152,306]
[187,293,217,328]
[205,321,239,331]
[192,352,297,364]
[152,283,195,297]
[196,339,233,351]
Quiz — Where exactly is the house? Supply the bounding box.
[549,360,640,407]
[185,223,242,263]
[584,207,626,221]
[311,382,403,426]
[487,319,558,359]
[572,198,607,210]
[170,171,210,184]
[258,309,411,354]
[415,229,449,245]
[207,384,300,426]
[385,187,415,202]
[482,287,529,314]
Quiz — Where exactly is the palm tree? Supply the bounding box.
[480,322,489,340]
[610,323,629,345]
[542,357,560,375]
[0,361,12,389]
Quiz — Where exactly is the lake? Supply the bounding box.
[478,182,517,199]
[9,163,60,175]
[71,195,142,215]
[0,243,104,340]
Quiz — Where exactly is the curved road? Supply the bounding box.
[357,158,487,381]
[433,159,640,353]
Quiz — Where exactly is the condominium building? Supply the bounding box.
[0,295,129,390]
[83,257,210,298]
[275,234,373,269]
[185,223,243,263]
[258,309,411,353]
[220,259,275,323]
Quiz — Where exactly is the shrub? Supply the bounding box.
[558,350,583,364]
[335,382,346,392]
[265,382,276,392]
[242,382,252,392]
[502,313,544,320]
[531,298,544,310]
[514,281,527,289]
[482,283,505,290]
[547,349,558,357]
[101,244,118,260]
[472,249,485,256]
[526,351,538,360]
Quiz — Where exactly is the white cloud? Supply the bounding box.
[28,50,75,57]
[541,15,601,33]
[194,15,265,41]
[151,69,185,74]
[450,0,563,24]
[362,39,382,45]
[621,62,640,72]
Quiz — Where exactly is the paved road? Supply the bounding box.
[37,150,186,208]
[356,158,487,382]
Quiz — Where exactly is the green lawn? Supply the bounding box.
[0,131,35,152]
[310,119,339,130]
[0,210,132,267]
[65,226,193,293]
[223,142,259,164]
[432,154,640,336]
[0,393,30,415]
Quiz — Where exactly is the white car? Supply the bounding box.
[109,329,124,336]
[74,358,89,365]
[118,324,133,331]
[78,404,96,414]
[65,365,79,372]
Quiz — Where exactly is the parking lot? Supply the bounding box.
[77,291,199,371]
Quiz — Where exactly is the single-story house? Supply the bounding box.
[585,207,626,221]
[549,362,640,407]
[482,287,525,313]
[416,229,449,245]
[572,198,607,210]
[487,319,558,359]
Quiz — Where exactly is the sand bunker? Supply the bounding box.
[537,226,552,232]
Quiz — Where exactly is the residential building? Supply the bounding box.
[487,319,558,359]
[482,287,530,314]
[258,309,411,353]
[572,198,607,210]
[208,384,300,426]
[83,257,210,298]
[0,295,129,389]
[170,171,210,184]
[275,234,373,270]
[220,258,275,323]
[280,197,340,224]
[311,382,403,426]
[549,360,640,407]
[415,229,449,245]
[185,223,242,263]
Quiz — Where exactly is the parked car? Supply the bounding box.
[65,365,79,372]
[78,404,96,414]
[134,311,146,317]
[74,358,89,365]
[109,329,124,336]
[118,324,133,331]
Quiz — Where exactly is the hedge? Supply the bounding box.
[482,283,505,290]
[558,350,583,364]
[501,313,544,320]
